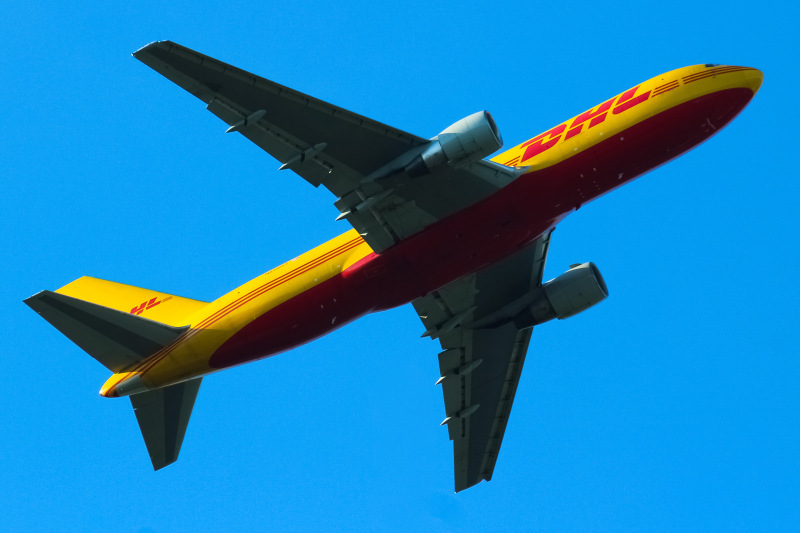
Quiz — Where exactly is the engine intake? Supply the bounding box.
[405,111,503,177]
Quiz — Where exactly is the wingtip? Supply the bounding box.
[454,477,485,493]
[22,289,52,310]
[132,40,173,58]
[22,291,41,306]
[132,41,157,57]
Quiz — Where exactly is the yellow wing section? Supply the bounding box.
[56,276,208,327]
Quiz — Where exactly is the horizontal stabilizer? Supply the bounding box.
[24,291,188,372]
[55,276,208,326]
[131,378,202,470]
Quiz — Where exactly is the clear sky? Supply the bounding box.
[3,1,797,531]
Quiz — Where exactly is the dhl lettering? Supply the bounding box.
[612,85,651,114]
[130,296,163,315]
[520,123,567,162]
[519,83,656,164]
[564,96,617,140]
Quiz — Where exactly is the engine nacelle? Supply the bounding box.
[540,262,608,320]
[405,111,503,177]
[469,262,608,330]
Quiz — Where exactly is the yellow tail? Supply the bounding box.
[55,276,208,326]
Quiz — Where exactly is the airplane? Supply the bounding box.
[24,41,762,492]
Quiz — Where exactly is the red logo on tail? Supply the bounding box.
[130,297,162,315]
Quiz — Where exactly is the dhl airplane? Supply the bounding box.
[25,41,762,492]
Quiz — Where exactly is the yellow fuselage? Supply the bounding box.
[91,64,761,397]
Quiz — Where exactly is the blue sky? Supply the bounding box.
[3,1,797,531]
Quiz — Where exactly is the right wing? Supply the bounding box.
[133,41,521,252]
[412,231,552,491]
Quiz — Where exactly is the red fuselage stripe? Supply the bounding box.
[132,236,365,375]
[207,87,757,370]
[682,66,754,84]
[195,236,363,329]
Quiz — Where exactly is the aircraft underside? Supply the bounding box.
[25,42,762,492]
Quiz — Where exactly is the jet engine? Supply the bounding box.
[538,262,608,320]
[405,111,503,177]
[471,262,608,329]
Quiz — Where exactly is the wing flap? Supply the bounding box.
[413,231,552,491]
[133,41,523,253]
[134,41,425,190]
[437,348,465,441]
[468,325,533,483]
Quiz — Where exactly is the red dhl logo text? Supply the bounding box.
[519,84,652,163]
[130,296,173,315]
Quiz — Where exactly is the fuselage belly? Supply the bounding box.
[108,66,762,395]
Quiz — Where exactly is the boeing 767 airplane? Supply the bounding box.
[25,42,762,492]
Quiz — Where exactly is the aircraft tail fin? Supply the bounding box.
[24,290,189,372]
[131,378,202,470]
[24,277,208,371]
[25,278,210,470]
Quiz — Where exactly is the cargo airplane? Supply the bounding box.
[25,42,762,492]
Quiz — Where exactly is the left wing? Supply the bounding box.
[412,232,551,492]
[133,41,520,252]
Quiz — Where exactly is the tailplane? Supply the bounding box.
[24,277,211,470]
[131,378,202,470]
[24,290,190,372]
[54,276,208,326]
[24,277,208,371]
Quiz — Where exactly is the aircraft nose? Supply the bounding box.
[695,65,763,96]
[744,68,764,95]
